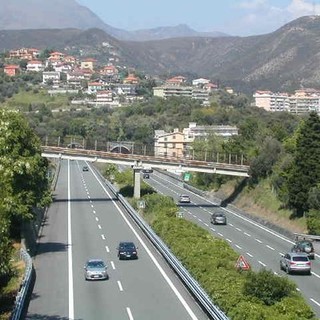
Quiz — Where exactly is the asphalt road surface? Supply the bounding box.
[26,160,209,320]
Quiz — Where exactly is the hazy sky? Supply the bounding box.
[76,0,320,36]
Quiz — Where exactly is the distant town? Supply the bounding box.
[2,46,320,117]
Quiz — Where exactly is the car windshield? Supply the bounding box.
[292,256,309,262]
[121,242,135,249]
[215,213,225,217]
[87,261,105,268]
[300,241,313,247]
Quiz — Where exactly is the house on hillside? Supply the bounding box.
[96,90,113,104]
[165,76,186,86]
[27,60,44,72]
[49,51,65,61]
[88,82,105,94]
[81,58,97,71]
[4,65,20,76]
[42,71,61,85]
[123,74,139,84]
[154,129,185,158]
[9,48,39,60]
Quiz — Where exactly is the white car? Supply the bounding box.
[179,194,190,203]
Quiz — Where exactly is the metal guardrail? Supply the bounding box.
[294,233,320,241]
[104,178,229,320]
[10,248,33,320]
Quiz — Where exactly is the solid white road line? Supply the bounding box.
[68,161,74,320]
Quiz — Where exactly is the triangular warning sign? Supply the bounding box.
[235,255,250,271]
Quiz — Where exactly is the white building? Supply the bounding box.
[192,78,210,86]
[253,89,320,114]
[27,60,44,72]
[42,71,61,84]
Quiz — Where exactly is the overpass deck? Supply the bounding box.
[41,146,250,177]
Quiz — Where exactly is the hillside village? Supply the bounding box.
[2,46,221,108]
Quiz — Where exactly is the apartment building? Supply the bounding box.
[183,122,238,142]
[153,85,193,99]
[253,91,289,112]
[253,89,320,114]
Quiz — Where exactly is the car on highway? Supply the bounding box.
[280,252,311,275]
[82,166,89,172]
[210,212,227,225]
[143,173,150,179]
[291,239,315,260]
[118,241,138,260]
[84,259,108,280]
[178,194,190,203]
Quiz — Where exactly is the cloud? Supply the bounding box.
[233,0,319,35]
[287,0,316,18]
[238,0,267,9]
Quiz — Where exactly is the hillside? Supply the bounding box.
[0,0,225,41]
[1,16,320,92]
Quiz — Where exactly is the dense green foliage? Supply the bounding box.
[0,109,50,278]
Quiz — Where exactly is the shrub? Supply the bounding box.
[243,269,296,306]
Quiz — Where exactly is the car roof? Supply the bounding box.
[87,258,105,263]
[297,240,313,245]
[119,241,135,245]
[213,212,225,216]
[287,252,309,257]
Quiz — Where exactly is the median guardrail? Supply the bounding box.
[104,178,229,320]
[10,248,33,320]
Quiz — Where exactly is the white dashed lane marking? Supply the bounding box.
[117,281,124,292]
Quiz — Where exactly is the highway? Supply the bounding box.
[145,169,320,318]
[26,160,209,320]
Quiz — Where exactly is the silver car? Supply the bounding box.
[179,194,190,203]
[210,212,227,225]
[280,252,311,275]
[84,259,108,280]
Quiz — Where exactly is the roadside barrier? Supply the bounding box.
[10,248,33,320]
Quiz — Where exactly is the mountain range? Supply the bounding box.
[0,0,227,41]
[0,0,319,93]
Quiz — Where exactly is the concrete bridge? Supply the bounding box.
[41,145,250,198]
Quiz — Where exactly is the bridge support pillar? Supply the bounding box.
[133,168,141,199]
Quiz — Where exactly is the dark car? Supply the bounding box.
[82,166,89,172]
[291,240,315,260]
[84,259,108,280]
[142,169,153,174]
[210,212,227,225]
[280,252,311,275]
[143,173,150,179]
[118,241,138,260]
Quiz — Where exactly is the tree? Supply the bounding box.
[287,112,320,216]
[0,109,51,222]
